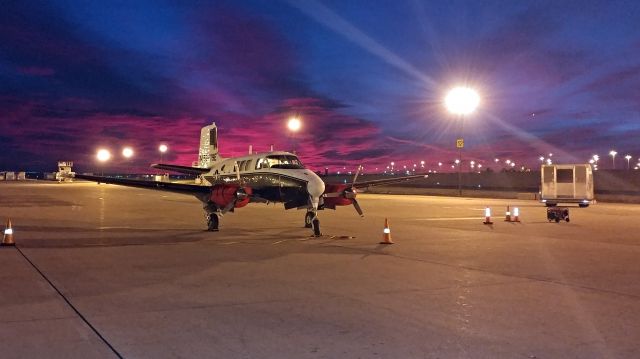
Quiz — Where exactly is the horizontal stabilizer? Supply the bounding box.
[152,163,210,175]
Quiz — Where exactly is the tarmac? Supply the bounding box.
[1,181,640,358]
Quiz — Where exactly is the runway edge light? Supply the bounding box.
[2,218,15,246]
[380,218,394,244]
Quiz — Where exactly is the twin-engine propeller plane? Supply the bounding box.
[73,122,425,236]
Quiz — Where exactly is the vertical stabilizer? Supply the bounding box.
[198,122,219,168]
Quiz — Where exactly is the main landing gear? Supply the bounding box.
[207,213,219,231]
[203,202,220,232]
[304,211,321,236]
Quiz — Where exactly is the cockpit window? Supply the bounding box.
[266,155,304,169]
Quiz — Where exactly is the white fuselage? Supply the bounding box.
[202,151,325,209]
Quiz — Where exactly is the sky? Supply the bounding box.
[1,0,640,173]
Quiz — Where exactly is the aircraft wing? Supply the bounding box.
[352,174,427,189]
[151,163,210,176]
[74,174,211,195]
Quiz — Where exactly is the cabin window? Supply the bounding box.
[220,165,226,172]
[244,160,252,171]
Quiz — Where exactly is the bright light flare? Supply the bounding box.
[287,117,301,132]
[445,87,480,115]
[159,144,168,153]
[96,149,111,162]
[122,147,134,158]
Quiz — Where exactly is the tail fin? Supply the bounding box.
[198,122,219,168]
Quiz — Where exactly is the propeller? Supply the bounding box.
[323,165,364,217]
[349,165,364,217]
[221,187,249,214]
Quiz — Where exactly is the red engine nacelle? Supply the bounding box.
[322,184,354,208]
[210,184,252,209]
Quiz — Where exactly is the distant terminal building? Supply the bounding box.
[55,161,75,182]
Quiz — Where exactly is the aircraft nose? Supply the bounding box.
[307,174,325,199]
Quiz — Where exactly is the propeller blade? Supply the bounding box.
[351,165,363,185]
[352,199,364,217]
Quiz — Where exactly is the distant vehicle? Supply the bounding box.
[540,164,594,207]
[71,122,424,235]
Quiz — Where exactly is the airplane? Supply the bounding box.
[73,122,426,236]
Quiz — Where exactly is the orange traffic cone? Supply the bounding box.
[505,205,511,222]
[380,218,394,244]
[483,207,493,225]
[2,218,15,246]
[513,207,520,222]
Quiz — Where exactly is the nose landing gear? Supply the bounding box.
[312,218,321,237]
[304,210,321,236]
[304,211,314,228]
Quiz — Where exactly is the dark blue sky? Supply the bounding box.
[1,0,639,172]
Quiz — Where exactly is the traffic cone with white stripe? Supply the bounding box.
[513,207,520,222]
[483,207,493,225]
[505,205,511,222]
[2,218,15,246]
[380,218,394,244]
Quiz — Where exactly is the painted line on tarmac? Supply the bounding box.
[413,217,483,221]
[272,239,289,245]
[220,241,239,245]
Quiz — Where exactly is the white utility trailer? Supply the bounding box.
[540,164,594,207]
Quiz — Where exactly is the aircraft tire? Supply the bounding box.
[304,211,314,228]
[207,213,219,232]
[312,218,321,237]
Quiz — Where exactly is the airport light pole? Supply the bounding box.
[445,86,479,196]
[609,150,617,169]
[287,117,301,154]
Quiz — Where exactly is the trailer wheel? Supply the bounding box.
[555,217,560,223]
[578,203,589,208]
